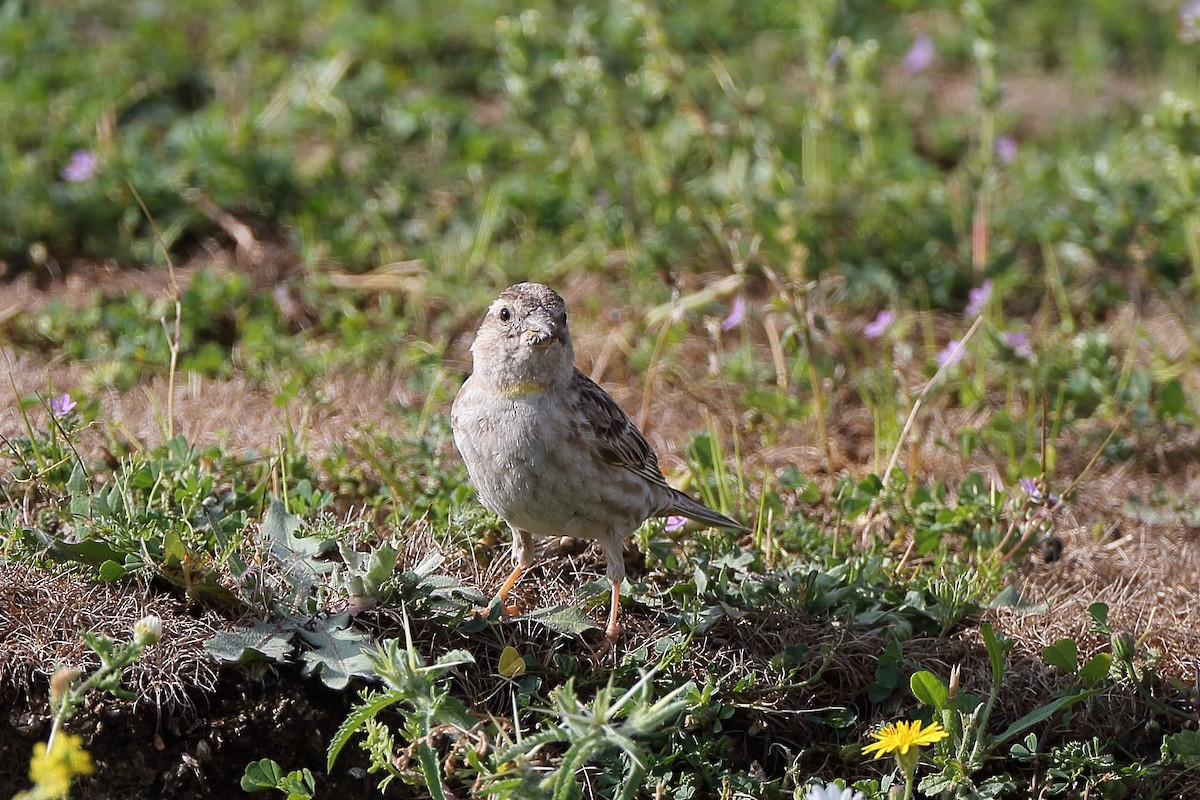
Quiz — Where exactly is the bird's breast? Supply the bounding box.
[451,383,653,539]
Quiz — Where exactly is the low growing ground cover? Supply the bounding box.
[4,1,1200,798]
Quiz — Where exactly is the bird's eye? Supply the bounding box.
[498,306,512,323]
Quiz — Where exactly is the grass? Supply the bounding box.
[4,0,1200,798]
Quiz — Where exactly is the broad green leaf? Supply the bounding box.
[524,605,598,636]
[433,649,476,670]
[338,541,398,600]
[910,670,949,710]
[97,559,129,581]
[1078,653,1112,683]
[1041,639,1078,673]
[498,645,526,677]
[205,620,294,663]
[297,613,374,690]
[241,758,285,791]
[35,531,125,568]
[1156,378,1187,419]
[162,529,188,566]
[262,498,333,599]
[1088,602,1111,634]
[1166,730,1200,763]
[987,584,1046,613]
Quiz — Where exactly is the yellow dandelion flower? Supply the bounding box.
[862,719,948,759]
[29,733,94,798]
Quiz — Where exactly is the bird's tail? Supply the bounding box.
[666,491,748,532]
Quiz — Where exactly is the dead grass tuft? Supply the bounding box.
[0,564,222,713]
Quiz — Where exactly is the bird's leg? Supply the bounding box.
[496,564,525,617]
[605,577,622,641]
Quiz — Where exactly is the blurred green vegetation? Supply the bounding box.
[4,0,1198,308]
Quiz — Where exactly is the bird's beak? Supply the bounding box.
[521,309,558,348]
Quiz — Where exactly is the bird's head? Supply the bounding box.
[470,282,575,390]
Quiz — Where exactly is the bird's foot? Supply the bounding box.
[592,622,623,661]
[472,597,522,622]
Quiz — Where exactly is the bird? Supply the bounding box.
[451,282,747,645]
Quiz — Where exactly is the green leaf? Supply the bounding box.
[980,623,1010,687]
[1041,639,1078,673]
[34,530,125,568]
[204,621,294,664]
[1156,378,1187,420]
[986,584,1046,613]
[995,693,1087,744]
[262,498,334,600]
[499,645,526,677]
[433,649,476,671]
[1078,653,1111,683]
[67,459,90,517]
[1166,731,1200,764]
[241,758,285,791]
[910,670,949,710]
[338,541,399,600]
[524,605,598,636]
[867,640,904,703]
[1087,602,1110,634]
[418,741,450,800]
[162,530,189,567]
[97,559,130,581]
[327,688,406,771]
[918,768,960,796]
[297,613,374,690]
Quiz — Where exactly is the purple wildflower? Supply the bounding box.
[51,393,77,416]
[936,339,965,368]
[863,309,895,340]
[1019,478,1039,499]
[1003,331,1034,359]
[994,135,1018,164]
[827,44,844,69]
[665,516,687,533]
[1182,0,1200,42]
[902,35,935,74]
[965,280,992,318]
[721,296,746,332]
[61,150,97,182]
[1020,478,1058,505]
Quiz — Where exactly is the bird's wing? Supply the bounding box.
[570,369,674,491]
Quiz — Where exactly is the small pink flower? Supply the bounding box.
[903,35,935,74]
[721,296,746,332]
[936,339,965,368]
[1003,331,1033,359]
[994,135,1018,164]
[51,393,77,416]
[863,309,895,340]
[665,516,687,532]
[61,150,97,182]
[965,280,992,318]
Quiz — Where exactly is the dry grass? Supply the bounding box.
[0,564,222,713]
